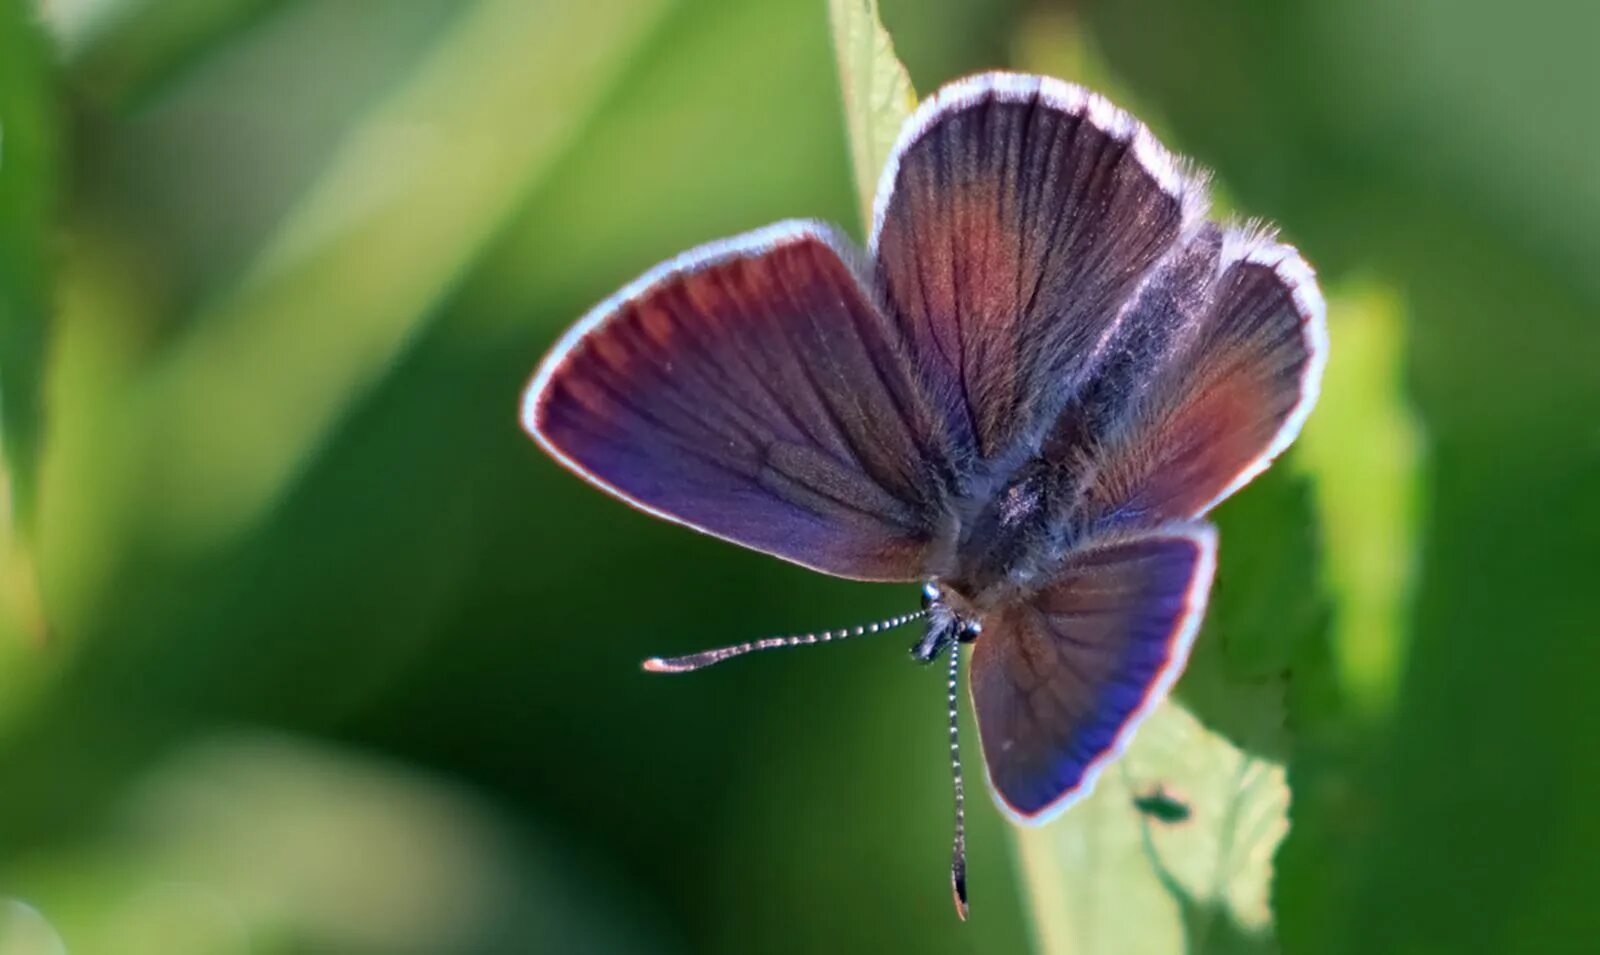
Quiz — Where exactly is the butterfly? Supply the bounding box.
[521,72,1325,919]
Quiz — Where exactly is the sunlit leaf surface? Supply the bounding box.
[828,0,916,230]
[1015,701,1288,955]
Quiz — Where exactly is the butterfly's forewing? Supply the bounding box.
[968,523,1217,823]
[870,73,1208,461]
[1066,225,1327,527]
[524,222,955,581]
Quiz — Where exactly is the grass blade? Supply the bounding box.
[0,0,58,639]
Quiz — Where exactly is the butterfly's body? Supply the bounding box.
[522,72,1325,917]
[940,459,1076,607]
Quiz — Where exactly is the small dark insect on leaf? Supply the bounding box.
[1132,785,1193,825]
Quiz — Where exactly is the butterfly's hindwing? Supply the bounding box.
[968,522,1217,823]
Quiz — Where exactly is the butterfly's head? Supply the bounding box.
[911,582,982,664]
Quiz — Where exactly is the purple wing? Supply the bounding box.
[522,221,958,581]
[1056,224,1327,527]
[871,73,1209,461]
[969,523,1217,823]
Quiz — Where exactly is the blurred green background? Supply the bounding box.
[0,0,1596,952]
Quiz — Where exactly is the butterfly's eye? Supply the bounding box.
[957,620,983,643]
[921,582,941,609]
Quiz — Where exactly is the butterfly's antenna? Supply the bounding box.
[947,637,970,920]
[641,610,928,674]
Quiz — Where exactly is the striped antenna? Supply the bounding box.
[642,610,927,674]
[947,637,970,920]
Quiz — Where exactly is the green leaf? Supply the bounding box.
[827,0,916,231]
[0,1,55,546]
[1014,701,1288,955]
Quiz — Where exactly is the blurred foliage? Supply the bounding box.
[11,733,664,954]
[1297,282,1422,714]
[0,899,64,955]
[0,0,1592,953]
